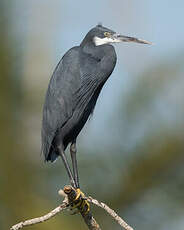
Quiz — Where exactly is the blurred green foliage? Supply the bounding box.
[1,1,184,230]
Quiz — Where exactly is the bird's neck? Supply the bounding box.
[80,42,108,60]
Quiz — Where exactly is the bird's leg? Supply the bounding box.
[70,141,90,215]
[70,141,80,188]
[58,146,76,188]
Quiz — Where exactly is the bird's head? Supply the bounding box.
[81,24,151,47]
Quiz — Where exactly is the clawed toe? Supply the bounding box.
[70,188,90,215]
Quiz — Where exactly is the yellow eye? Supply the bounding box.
[104,32,111,37]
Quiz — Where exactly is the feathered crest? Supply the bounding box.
[97,22,103,27]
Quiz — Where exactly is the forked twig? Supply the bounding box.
[10,186,133,230]
[87,196,133,230]
[10,202,68,230]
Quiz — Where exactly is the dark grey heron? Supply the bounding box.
[41,24,151,190]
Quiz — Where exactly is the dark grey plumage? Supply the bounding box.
[41,24,150,188]
[42,25,117,162]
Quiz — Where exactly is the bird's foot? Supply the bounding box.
[70,188,90,215]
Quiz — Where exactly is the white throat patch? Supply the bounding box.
[93,36,115,46]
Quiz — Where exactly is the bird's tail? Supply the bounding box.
[46,150,59,163]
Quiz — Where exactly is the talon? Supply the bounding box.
[74,188,82,201]
[70,188,90,215]
[80,199,90,215]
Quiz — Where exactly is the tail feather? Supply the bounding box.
[46,150,59,162]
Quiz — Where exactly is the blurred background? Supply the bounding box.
[1,0,184,229]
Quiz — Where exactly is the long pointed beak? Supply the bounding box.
[112,34,152,45]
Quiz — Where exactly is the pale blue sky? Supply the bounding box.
[12,0,184,151]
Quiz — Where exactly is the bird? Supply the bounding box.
[41,24,151,191]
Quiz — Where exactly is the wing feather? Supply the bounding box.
[41,46,116,161]
[41,47,80,159]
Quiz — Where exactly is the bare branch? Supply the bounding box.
[87,196,134,230]
[81,212,101,230]
[63,185,101,230]
[10,186,133,230]
[10,202,68,230]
